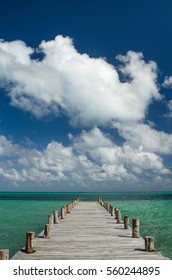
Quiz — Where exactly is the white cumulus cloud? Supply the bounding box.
[0,35,161,125]
[114,122,172,154]
[0,129,169,189]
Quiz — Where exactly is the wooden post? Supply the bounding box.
[0,249,9,260]
[104,202,107,210]
[44,224,51,238]
[132,218,139,238]
[67,203,70,213]
[61,207,65,219]
[115,207,118,218]
[109,204,112,214]
[104,202,108,211]
[111,206,114,216]
[100,198,103,205]
[48,214,54,227]
[149,237,155,251]
[145,236,149,251]
[116,209,121,223]
[63,206,66,216]
[124,215,129,229]
[115,207,118,219]
[53,210,58,224]
[145,236,155,251]
[25,232,36,254]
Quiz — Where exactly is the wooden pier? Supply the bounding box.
[11,201,167,260]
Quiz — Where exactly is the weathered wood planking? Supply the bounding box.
[12,202,167,260]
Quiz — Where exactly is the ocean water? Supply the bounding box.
[0,192,171,259]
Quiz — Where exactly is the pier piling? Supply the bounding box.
[25,232,36,254]
[132,218,140,238]
[48,214,54,228]
[44,224,51,238]
[116,208,121,224]
[53,210,58,224]
[145,236,155,252]
[0,249,9,260]
[124,215,129,229]
[61,206,65,219]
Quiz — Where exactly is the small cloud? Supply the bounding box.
[162,76,172,88]
[20,137,36,148]
[68,133,74,140]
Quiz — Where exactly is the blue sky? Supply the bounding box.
[0,0,172,191]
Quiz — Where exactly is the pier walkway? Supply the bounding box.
[12,202,167,260]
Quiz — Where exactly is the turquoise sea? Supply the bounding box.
[0,192,171,259]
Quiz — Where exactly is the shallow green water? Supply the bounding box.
[0,192,171,259]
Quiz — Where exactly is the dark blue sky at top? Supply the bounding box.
[0,0,172,193]
[0,0,172,147]
[1,0,172,65]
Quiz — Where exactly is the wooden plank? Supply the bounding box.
[12,202,168,260]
